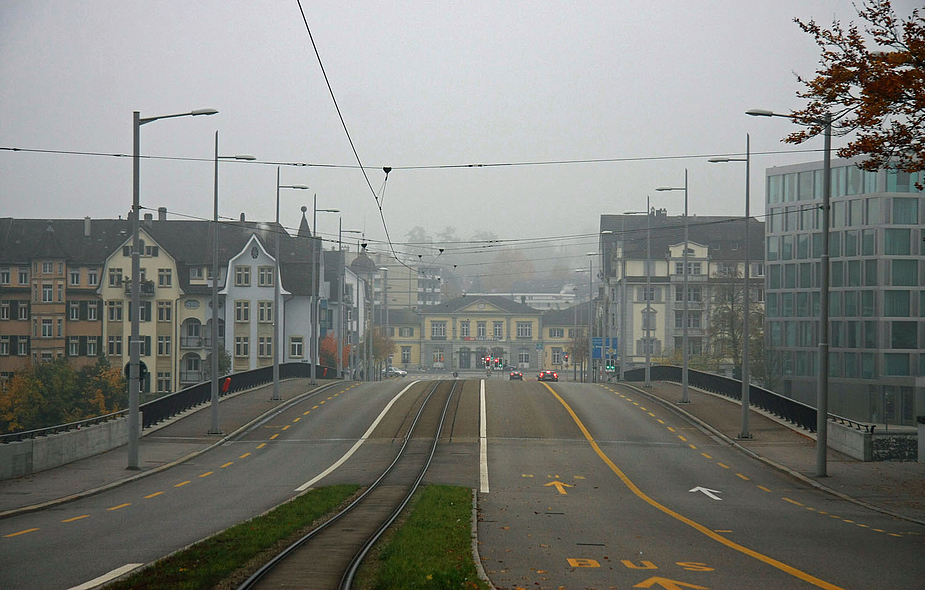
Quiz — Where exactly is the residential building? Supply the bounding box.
[763,158,924,424]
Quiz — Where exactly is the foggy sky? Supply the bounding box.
[2,1,917,266]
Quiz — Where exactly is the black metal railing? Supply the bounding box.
[623,365,873,433]
[0,361,335,442]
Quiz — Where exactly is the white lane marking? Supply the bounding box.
[689,486,723,501]
[479,379,490,493]
[68,563,144,590]
[295,381,417,492]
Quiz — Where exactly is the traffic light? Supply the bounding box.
[564,353,569,364]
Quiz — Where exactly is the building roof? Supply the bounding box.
[542,301,592,326]
[431,294,540,315]
[0,217,131,265]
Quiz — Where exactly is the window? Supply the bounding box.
[884,291,910,316]
[431,321,447,338]
[69,269,80,286]
[258,301,273,323]
[549,328,564,338]
[107,301,123,321]
[884,228,911,255]
[57,284,63,302]
[433,348,445,363]
[87,338,97,357]
[42,284,53,302]
[157,300,172,322]
[235,300,250,322]
[235,266,251,287]
[108,336,122,356]
[891,321,917,349]
[0,268,9,284]
[494,322,503,339]
[884,353,910,376]
[258,266,274,287]
[144,245,159,257]
[157,372,171,394]
[190,267,204,280]
[460,321,470,338]
[258,336,273,357]
[87,302,98,321]
[158,268,172,287]
[68,336,79,356]
[57,318,63,337]
[476,321,486,339]
[518,348,530,364]
[18,338,29,355]
[891,260,918,286]
[18,302,28,320]
[19,270,28,284]
[401,346,411,363]
[892,197,918,224]
[0,302,8,320]
[290,336,304,358]
[42,319,53,337]
[642,309,656,330]
[87,269,98,286]
[0,336,8,355]
[42,262,53,274]
[157,335,171,356]
[235,336,250,357]
[516,322,532,338]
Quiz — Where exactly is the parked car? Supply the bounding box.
[509,370,523,380]
[538,370,558,382]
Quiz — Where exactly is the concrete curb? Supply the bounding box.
[620,382,925,527]
[471,489,497,590]
[0,380,338,520]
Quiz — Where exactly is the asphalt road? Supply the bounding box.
[477,379,924,590]
[2,377,922,590]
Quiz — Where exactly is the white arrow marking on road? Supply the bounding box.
[689,486,723,501]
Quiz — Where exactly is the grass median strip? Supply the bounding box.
[105,484,359,590]
[354,485,491,590]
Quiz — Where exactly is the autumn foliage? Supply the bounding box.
[0,357,126,434]
[319,333,351,369]
[787,1,924,183]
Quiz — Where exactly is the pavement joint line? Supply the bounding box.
[0,379,342,521]
[617,381,925,528]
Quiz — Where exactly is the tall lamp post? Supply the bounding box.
[623,209,649,384]
[656,170,691,404]
[379,267,390,377]
[621,207,652,387]
[600,231,613,378]
[709,135,753,439]
[311,196,339,385]
[273,170,309,400]
[748,108,832,477]
[210,132,255,433]
[129,107,216,470]
[337,223,362,379]
[586,252,596,383]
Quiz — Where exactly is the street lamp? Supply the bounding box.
[656,170,691,404]
[623,209,648,385]
[129,107,217,470]
[273,170,309,400]
[311,196,339,385]
[379,267,389,378]
[586,252,596,383]
[624,203,651,387]
[709,135,753,439]
[337,222,362,379]
[210,131,255,433]
[600,231,613,379]
[748,107,833,477]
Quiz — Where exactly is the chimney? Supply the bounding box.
[240,213,246,222]
[158,207,167,221]
[84,216,91,237]
[143,212,153,227]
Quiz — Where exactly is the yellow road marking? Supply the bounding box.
[657,419,665,424]
[293,417,301,423]
[874,528,886,533]
[107,503,130,511]
[648,412,656,417]
[701,453,713,459]
[689,444,698,450]
[542,383,846,590]
[757,485,772,493]
[782,497,804,507]
[220,462,233,468]
[62,515,89,522]
[269,434,279,440]
[678,435,687,442]
[282,425,290,431]
[667,426,676,432]
[175,481,191,487]
[144,491,164,499]
[640,407,647,411]
[256,443,266,449]
[717,462,730,469]
[4,528,39,538]
[303,410,311,415]
[239,452,252,458]
[199,471,213,478]
[736,473,750,481]
[319,401,325,405]
[312,405,319,409]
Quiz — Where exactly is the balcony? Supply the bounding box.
[124,279,155,297]
[180,336,203,349]
[179,371,203,384]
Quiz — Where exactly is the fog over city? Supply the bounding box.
[2,1,918,269]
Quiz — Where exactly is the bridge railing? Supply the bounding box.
[0,361,335,443]
[623,365,874,434]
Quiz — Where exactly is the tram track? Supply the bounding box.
[237,379,460,590]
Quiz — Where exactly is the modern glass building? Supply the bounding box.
[764,157,924,425]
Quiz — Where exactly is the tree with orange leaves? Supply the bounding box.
[319,333,351,369]
[787,1,924,184]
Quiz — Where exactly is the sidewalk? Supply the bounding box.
[2,378,923,527]
[628,380,925,526]
[0,378,333,518]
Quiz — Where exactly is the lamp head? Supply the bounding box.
[192,108,219,116]
[746,109,774,117]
